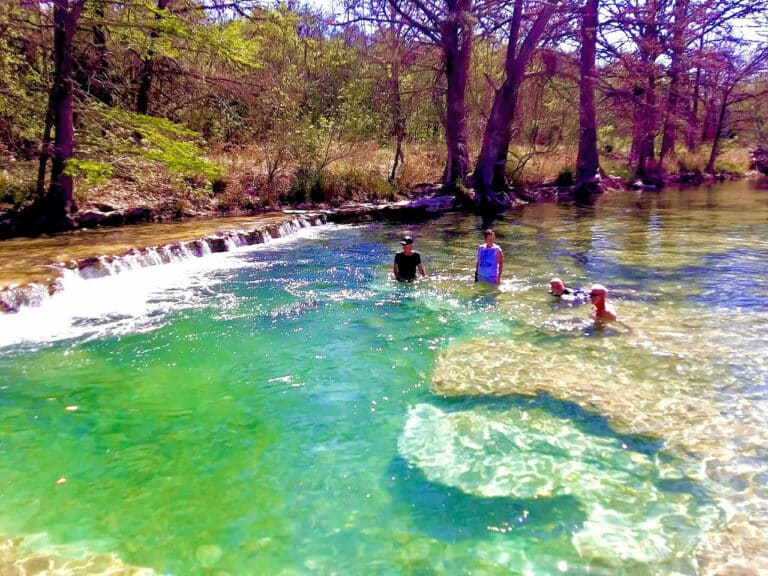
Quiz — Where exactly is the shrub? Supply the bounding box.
[0,170,36,208]
[334,167,395,203]
[676,152,707,172]
[713,159,746,174]
[98,107,223,184]
[286,166,397,206]
[287,167,320,204]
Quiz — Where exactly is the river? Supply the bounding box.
[0,180,766,574]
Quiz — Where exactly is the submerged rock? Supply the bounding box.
[398,403,720,566]
[0,535,155,575]
[430,338,736,459]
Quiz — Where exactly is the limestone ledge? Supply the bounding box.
[0,213,325,314]
[293,193,460,224]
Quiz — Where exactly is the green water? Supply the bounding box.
[1,181,767,574]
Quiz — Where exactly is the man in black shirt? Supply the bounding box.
[393,236,427,282]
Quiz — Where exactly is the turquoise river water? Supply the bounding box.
[0,181,767,575]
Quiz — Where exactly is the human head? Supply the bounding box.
[589,284,607,304]
[401,235,414,252]
[483,229,495,245]
[550,277,565,295]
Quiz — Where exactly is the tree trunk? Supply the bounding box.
[706,91,728,173]
[574,0,600,197]
[659,0,689,166]
[685,36,705,151]
[137,0,171,115]
[630,86,642,166]
[91,1,113,106]
[472,0,556,208]
[43,0,84,232]
[386,15,406,184]
[36,93,55,196]
[440,0,473,188]
[472,68,523,204]
[634,76,662,186]
[700,95,719,143]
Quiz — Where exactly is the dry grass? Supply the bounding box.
[670,146,752,174]
[506,145,578,185]
[209,140,445,207]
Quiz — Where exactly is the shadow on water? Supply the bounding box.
[385,455,586,543]
[684,247,768,312]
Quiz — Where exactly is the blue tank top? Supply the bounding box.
[477,244,502,280]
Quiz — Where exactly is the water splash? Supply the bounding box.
[0,215,325,314]
[0,220,331,350]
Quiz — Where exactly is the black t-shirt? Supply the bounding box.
[394,251,421,280]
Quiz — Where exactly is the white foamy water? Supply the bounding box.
[0,224,331,350]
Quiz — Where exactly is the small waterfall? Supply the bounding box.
[0,281,54,312]
[0,213,327,313]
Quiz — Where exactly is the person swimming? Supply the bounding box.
[549,277,588,301]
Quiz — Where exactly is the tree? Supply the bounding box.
[658,0,687,166]
[470,0,559,208]
[354,0,475,188]
[136,0,173,115]
[574,0,600,196]
[42,0,85,232]
[703,44,768,173]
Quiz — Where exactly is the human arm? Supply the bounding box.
[393,257,401,281]
[418,263,426,277]
[496,250,504,284]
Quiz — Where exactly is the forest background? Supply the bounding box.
[0,0,766,237]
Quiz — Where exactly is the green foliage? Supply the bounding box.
[333,167,397,203]
[597,124,631,156]
[713,159,745,174]
[0,170,36,208]
[65,159,113,185]
[287,166,318,204]
[288,117,339,175]
[100,108,222,183]
[336,77,385,138]
[0,4,47,155]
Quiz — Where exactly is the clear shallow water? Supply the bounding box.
[0,181,767,575]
